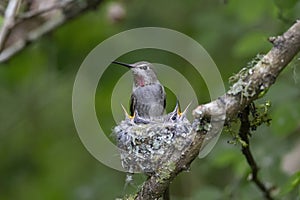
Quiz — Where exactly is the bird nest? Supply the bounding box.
[113,105,195,174]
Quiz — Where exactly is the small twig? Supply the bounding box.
[0,0,20,52]
[163,187,170,200]
[17,1,69,21]
[238,106,273,200]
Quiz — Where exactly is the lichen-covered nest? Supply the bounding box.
[113,108,194,174]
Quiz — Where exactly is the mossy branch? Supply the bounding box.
[238,106,274,200]
[134,20,300,200]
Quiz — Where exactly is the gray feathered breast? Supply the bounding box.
[130,83,166,118]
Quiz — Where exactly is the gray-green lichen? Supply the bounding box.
[115,194,137,200]
[228,54,270,101]
[156,161,176,183]
[225,101,272,145]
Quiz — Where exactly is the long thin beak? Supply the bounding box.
[112,61,133,68]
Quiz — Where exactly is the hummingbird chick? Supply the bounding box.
[167,101,191,122]
[113,61,166,119]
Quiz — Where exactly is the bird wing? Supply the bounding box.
[130,93,136,116]
[160,85,166,110]
[130,84,166,117]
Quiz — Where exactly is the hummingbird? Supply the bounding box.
[113,61,166,119]
[167,101,191,122]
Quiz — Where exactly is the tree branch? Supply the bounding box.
[17,1,68,21]
[0,0,104,63]
[134,20,300,199]
[0,0,20,52]
[238,106,273,200]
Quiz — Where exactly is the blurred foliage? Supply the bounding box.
[280,171,300,196]
[0,0,300,199]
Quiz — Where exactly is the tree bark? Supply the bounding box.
[135,20,300,200]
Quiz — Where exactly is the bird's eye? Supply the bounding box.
[141,65,148,70]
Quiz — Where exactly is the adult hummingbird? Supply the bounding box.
[113,61,166,119]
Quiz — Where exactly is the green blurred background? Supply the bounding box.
[1,0,300,199]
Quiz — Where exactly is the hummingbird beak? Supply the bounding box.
[174,100,181,115]
[112,61,133,68]
[181,101,192,116]
[120,104,133,119]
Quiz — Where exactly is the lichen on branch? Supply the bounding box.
[134,20,300,200]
